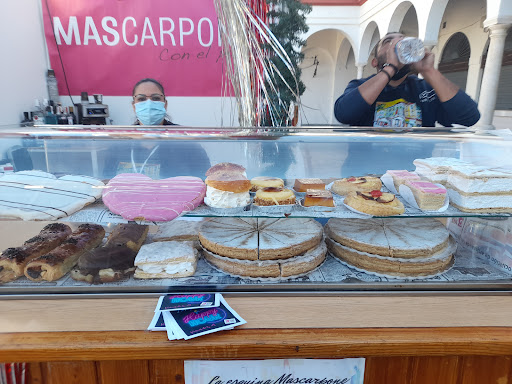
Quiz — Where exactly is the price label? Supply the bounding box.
[185,359,365,384]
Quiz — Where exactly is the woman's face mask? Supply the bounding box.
[135,100,166,125]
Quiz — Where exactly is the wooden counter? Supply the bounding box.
[1,295,512,383]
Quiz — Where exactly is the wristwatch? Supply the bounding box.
[381,63,398,74]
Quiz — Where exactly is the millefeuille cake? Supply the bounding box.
[404,180,446,210]
[325,218,455,278]
[443,165,512,212]
[385,170,421,192]
[413,157,471,183]
[134,241,198,279]
[413,158,512,212]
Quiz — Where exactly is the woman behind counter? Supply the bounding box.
[103,78,211,179]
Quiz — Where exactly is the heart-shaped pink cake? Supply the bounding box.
[102,173,206,221]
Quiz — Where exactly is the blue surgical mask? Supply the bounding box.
[135,100,166,125]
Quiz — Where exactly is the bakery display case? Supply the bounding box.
[0,124,511,296]
[2,125,512,384]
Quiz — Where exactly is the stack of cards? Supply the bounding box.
[147,293,246,340]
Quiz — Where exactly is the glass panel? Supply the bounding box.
[0,125,510,296]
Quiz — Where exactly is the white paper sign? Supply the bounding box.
[185,358,365,384]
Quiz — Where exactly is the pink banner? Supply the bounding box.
[42,0,225,96]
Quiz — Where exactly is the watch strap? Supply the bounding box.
[382,63,398,73]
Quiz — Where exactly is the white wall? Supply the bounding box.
[83,96,238,126]
[0,0,48,127]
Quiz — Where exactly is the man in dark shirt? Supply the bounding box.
[334,33,480,127]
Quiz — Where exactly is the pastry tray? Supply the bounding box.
[60,195,511,225]
[1,242,510,295]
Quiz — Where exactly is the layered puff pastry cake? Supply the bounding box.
[405,180,446,210]
[199,218,326,278]
[414,157,512,212]
[344,190,405,216]
[325,218,455,278]
[134,241,198,279]
[385,170,421,191]
[331,176,382,196]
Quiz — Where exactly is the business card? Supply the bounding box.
[156,293,220,312]
[162,296,245,340]
[147,311,166,331]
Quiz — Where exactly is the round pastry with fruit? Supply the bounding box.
[331,176,382,196]
[344,190,405,216]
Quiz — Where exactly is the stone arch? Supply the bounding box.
[300,29,349,125]
[421,0,449,45]
[358,21,380,64]
[438,32,471,90]
[387,1,415,35]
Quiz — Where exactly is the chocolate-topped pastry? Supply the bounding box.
[24,224,105,282]
[0,223,72,283]
[71,223,148,284]
[105,223,149,251]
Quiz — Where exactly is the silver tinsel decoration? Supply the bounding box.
[214,0,301,127]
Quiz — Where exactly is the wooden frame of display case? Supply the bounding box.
[1,295,512,383]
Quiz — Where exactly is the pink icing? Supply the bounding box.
[102,173,206,221]
[407,181,446,194]
[386,170,420,179]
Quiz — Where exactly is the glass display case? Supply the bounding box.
[0,124,511,296]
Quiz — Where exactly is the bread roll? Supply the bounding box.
[205,172,251,193]
[205,162,246,176]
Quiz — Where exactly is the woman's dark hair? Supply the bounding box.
[132,78,165,96]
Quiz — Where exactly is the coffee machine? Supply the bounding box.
[75,92,109,125]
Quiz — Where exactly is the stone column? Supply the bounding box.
[356,64,365,79]
[465,53,484,101]
[476,23,511,130]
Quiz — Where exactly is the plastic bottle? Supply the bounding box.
[395,37,425,64]
[47,69,60,103]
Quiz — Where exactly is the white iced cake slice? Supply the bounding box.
[446,165,512,194]
[134,241,198,279]
[413,157,471,183]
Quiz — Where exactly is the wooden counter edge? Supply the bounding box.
[1,327,512,362]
